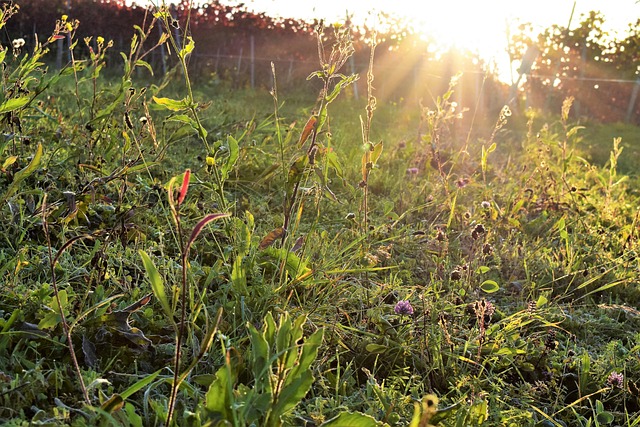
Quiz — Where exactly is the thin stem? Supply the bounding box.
[167,208,186,426]
[41,194,90,406]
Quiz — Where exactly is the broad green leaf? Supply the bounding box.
[2,156,17,169]
[231,256,248,296]
[205,366,234,418]
[248,321,270,392]
[134,59,153,75]
[0,96,29,114]
[138,250,173,324]
[536,295,548,308]
[365,343,387,354]
[2,143,43,202]
[271,372,314,420]
[320,412,381,427]
[371,141,383,166]
[480,280,500,293]
[152,96,189,111]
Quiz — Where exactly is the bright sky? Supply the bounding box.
[145,0,639,83]
[239,0,639,83]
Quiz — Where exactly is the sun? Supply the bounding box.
[407,5,516,84]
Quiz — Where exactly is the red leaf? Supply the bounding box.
[177,169,190,205]
[186,213,230,253]
[298,115,317,148]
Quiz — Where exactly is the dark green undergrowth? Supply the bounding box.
[1,4,640,427]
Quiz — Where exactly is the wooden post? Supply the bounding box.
[287,57,293,84]
[350,55,358,100]
[626,78,640,124]
[250,35,255,89]
[237,47,243,75]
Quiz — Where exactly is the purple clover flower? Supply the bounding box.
[394,300,414,316]
[607,371,624,388]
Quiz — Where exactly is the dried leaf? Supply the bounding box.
[259,227,285,250]
[291,235,305,253]
[298,115,317,148]
[82,334,98,369]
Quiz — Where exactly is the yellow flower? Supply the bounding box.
[61,14,68,22]
[65,22,73,32]
[97,36,104,45]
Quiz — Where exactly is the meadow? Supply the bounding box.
[1,4,640,426]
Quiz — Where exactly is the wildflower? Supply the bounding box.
[456,177,470,188]
[97,36,105,45]
[607,371,624,389]
[394,300,414,316]
[406,167,419,175]
[481,201,491,209]
[12,38,25,49]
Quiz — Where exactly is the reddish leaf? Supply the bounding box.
[298,115,317,148]
[291,235,305,253]
[259,227,285,250]
[186,213,231,253]
[177,169,191,205]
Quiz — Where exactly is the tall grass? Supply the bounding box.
[0,2,639,427]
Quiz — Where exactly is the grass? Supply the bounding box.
[1,4,640,427]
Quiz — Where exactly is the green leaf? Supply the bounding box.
[205,366,235,419]
[231,256,248,296]
[370,141,383,166]
[134,59,154,75]
[120,369,161,400]
[596,411,614,425]
[222,135,239,179]
[2,143,43,202]
[138,250,173,324]
[0,96,29,114]
[536,295,548,308]
[180,36,195,58]
[320,411,381,427]
[480,280,500,293]
[365,343,388,354]
[152,96,189,111]
[248,321,271,393]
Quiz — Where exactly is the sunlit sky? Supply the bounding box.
[146,0,639,83]
[242,0,639,83]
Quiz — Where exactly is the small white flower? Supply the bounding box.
[12,38,25,49]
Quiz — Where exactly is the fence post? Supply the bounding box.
[237,47,243,75]
[250,35,255,89]
[626,77,640,124]
[350,55,358,100]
